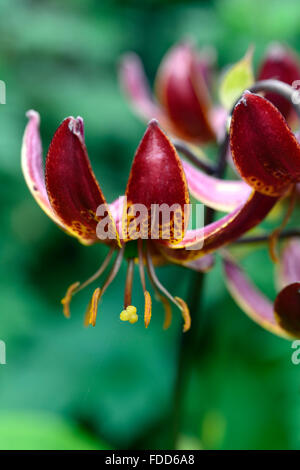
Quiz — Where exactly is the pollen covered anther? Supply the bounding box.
[84,287,101,327]
[61,281,80,318]
[144,291,152,328]
[174,296,191,332]
[120,305,138,324]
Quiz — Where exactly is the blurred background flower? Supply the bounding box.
[1,0,300,450]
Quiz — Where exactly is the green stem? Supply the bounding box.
[171,134,229,449]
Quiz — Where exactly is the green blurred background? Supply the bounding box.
[0,0,300,450]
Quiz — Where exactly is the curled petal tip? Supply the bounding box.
[67,116,84,138]
[148,118,159,127]
[26,109,40,123]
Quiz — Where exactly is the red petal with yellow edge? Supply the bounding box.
[158,191,277,261]
[277,238,300,290]
[223,257,291,339]
[124,120,189,243]
[183,160,252,212]
[274,283,300,337]
[230,92,300,196]
[258,44,300,120]
[21,110,67,230]
[45,117,118,245]
[155,43,215,144]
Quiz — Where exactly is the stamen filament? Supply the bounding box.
[138,240,152,328]
[124,258,134,308]
[146,244,191,332]
[61,282,80,318]
[99,246,125,299]
[85,247,125,327]
[138,239,146,292]
[60,247,114,319]
[269,184,297,263]
[77,246,114,293]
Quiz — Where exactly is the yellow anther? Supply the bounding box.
[174,296,191,332]
[126,305,137,315]
[120,309,130,321]
[120,305,138,324]
[84,288,101,327]
[144,291,152,328]
[161,296,172,330]
[129,313,138,324]
[61,281,80,318]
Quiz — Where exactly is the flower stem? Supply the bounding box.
[171,133,229,448]
[233,229,300,245]
[173,139,216,174]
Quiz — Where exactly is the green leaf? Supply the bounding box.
[219,48,255,110]
[0,411,110,450]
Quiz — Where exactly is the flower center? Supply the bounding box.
[60,239,191,332]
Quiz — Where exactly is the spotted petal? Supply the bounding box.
[230,92,300,196]
[155,43,215,144]
[159,191,277,262]
[183,160,252,212]
[45,117,119,245]
[124,120,189,243]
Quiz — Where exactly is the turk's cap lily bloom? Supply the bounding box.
[22,107,283,330]
[22,112,216,331]
[120,42,224,144]
[223,238,300,339]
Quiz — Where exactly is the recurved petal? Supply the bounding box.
[158,245,214,272]
[230,92,300,196]
[258,44,300,120]
[155,42,215,144]
[183,160,252,212]
[120,53,167,124]
[274,283,300,337]
[21,110,67,229]
[223,257,291,338]
[277,238,300,289]
[124,120,189,243]
[159,191,278,261]
[45,117,119,245]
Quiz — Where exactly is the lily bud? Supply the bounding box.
[230,91,300,196]
[155,43,215,143]
[258,44,300,120]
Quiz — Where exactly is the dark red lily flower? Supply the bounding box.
[258,43,300,121]
[223,238,300,339]
[22,108,281,330]
[120,42,225,144]
[22,111,218,331]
